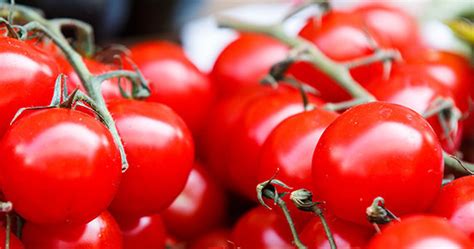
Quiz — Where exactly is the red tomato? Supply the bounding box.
[367,216,473,249]
[0,108,121,225]
[0,226,24,249]
[312,102,444,225]
[115,214,166,249]
[108,99,194,217]
[431,176,474,240]
[189,229,232,249]
[130,41,214,136]
[258,108,338,191]
[22,211,123,249]
[211,33,289,98]
[232,207,293,249]
[162,163,227,240]
[226,88,324,199]
[0,37,59,137]
[290,10,389,102]
[300,216,373,249]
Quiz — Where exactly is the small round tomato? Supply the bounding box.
[300,215,373,249]
[108,99,194,217]
[367,216,473,249]
[189,229,232,249]
[130,41,214,136]
[0,226,24,249]
[313,102,444,225]
[211,33,289,98]
[0,36,60,137]
[431,176,474,240]
[115,214,166,249]
[258,108,338,191]
[22,211,123,249]
[0,108,121,225]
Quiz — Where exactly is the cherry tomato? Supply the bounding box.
[0,37,59,137]
[22,211,123,249]
[0,226,24,249]
[290,10,389,102]
[108,99,194,217]
[300,215,373,249]
[162,163,227,240]
[189,229,232,249]
[0,108,121,225]
[130,41,214,136]
[232,206,293,249]
[431,176,474,240]
[211,33,289,98]
[312,102,443,225]
[115,214,166,249]
[367,215,473,249]
[258,108,338,191]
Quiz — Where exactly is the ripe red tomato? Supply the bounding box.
[0,108,121,225]
[367,216,473,249]
[22,211,123,249]
[0,226,24,249]
[312,102,443,225]
[0,37,59,137]
[211,33,289,98]
[290,10,389,102]
[431,176,474,240]
[108,99,194,217]
[129,41,214,136]
[300,215,373,249]
[232,207,293,249]
[258,108,338,191]
[188,229,232,249]
[115,214,166,249]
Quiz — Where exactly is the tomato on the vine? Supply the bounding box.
[115,214,166,249]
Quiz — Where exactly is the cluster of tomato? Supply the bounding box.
[0,2,473,249]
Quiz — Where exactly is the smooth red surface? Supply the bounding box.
[367,216,473,249]
[22,212,123,249]
[0,109,121,224]
[108,99,194,217]
[130,41,214,136]
[258,108,338,191]
[115,214,166,249]
[312,102,444,225]
[162,163,227,240]
[0,226,24,249]
[0,37,59,138]
[189,229,232,249]
[211,33,289,98]
[431,176,474,241]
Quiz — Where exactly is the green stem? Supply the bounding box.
[5,213,10,249]
[49,18,95,57]
[443,151,474,175]
[311,206,336,249]
[323,98,370,112]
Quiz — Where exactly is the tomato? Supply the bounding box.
[189,229,232,249]
[0,226,24,249]
[366,64,462,154]
[232,206,293,249]
[300,215,373,249]
[162,163,227,240]
[22,211,123,249]
[226,88,323,199]
[0,37,59,137]
[108,99,194,217]
[0,108,121,225]
[431,176,474,240]
[115,214,166,249]
[312,102,443,225]
[211,33,289,98]
[289,10,389,102]
[258,108,338,191]
[367,215,473,249]
[130,41,214,136]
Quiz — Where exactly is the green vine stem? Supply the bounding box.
[49,18,95,57]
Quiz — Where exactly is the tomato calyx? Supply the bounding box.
[366,197,400,233]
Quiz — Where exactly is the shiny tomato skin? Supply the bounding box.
[367,215,473,249]
[108,99,194,217]
[0,108,121,225]
[189,229,232,249]
[130,41,214,136]
[162,163,226,240]
[431,176,474,240]
[258,108,338,191]
[0,37,60,137]
[211,33,289,98]
[0,226,24,249]
[312,102,444,225]
[22,211,123,249]
[300,216,373,249]
[115,214,166,249]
